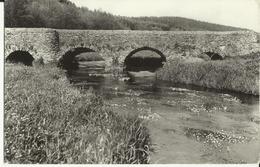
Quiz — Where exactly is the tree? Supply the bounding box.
[5,0,32,27]
[4,0,245,31]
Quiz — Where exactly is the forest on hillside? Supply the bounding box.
[5,0,246,31]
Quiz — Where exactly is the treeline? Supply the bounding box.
[5,0,246,31]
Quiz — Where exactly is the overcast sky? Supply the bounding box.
[70,0,260,32]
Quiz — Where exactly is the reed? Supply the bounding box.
[4,64,150,164]
[157,53,260,95]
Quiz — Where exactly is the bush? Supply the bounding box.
[156,55,259,95]
[4,65,150,164]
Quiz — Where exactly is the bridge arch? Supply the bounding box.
[58,47,104,70]
[204,52,224,60]
[124,46,166,72]
[6,50,34,66]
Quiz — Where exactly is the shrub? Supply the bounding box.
[156,55,259,95]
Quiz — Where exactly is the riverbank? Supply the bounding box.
[4,64,150,164]
[156,53,260,95]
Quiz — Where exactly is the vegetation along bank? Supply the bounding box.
[4,64,151,164]
[156,52,260,95]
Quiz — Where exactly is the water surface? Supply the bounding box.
[68,71,260,164]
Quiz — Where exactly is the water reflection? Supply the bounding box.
[66,67,260,164]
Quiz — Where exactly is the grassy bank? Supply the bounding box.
[4,64,150,164]
[156,53,260,95]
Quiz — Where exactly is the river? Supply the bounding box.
[68,70,260,164]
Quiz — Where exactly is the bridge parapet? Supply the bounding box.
[4,28,260,65]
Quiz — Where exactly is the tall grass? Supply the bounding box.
[4,64,150,164]
[156,53,260,95]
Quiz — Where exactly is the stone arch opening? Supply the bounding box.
[58,47,104,70]
[124,47,166,72]
[6,51,34,66]
[205,52,223,60]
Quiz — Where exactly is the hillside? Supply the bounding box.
[5,0,247,31]
[118,16,246,31]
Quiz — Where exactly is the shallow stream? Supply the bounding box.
[69,70,260,164]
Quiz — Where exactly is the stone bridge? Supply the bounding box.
[5,28,260,68]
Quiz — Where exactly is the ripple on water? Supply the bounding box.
[184,127,252,149]
[70,73,260,163]
[139,112,161,121]
[170,87,191,93]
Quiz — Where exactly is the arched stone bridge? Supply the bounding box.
[5,28,260,67]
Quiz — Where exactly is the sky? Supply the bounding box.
[70,0,260,32]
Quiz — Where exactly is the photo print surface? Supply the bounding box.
[3,0,260,164]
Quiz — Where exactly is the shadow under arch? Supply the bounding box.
[6,50,34,66]
[58,47,103,70]
[205,52,223,60]
[124,46,167,72]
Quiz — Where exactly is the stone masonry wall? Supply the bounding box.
[57,30,260,66]
[5,28,260,66]
[5,28,60,63]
